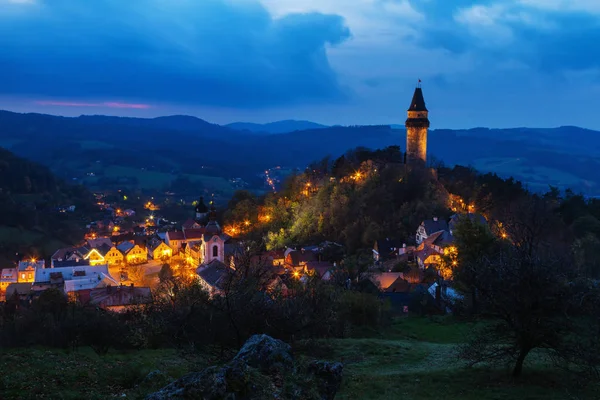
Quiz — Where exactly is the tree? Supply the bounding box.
[459,245,573,377]
[158,263,174,283]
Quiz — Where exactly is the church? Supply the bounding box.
[167,196,230,266]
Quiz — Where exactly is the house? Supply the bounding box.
[0,268,18,290]
[268,250,286,267]
[186,241,204,266]
[5,282,32,301]
[166,231,186,254]
[415,230,454,269]
[84,247,108,266]
[33,264,116,295]
[148,241,172,261]
[416,217,449,245]
[51,247,87,267]
[285,250,317,269]
[304,261,335,280]
[368,272,405,291]
[104,246,125,267]
[123,209,136,217]
[428,281,463,314]
[373,238,404,262]
[52,259,90,268]
[182,218,201,230]
[87,237,114,249]
[87,285,152,312]
[196,259,234,296]
[123,244,147,265]
[17,259,44,283]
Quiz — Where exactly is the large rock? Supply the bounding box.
[145,335,342,400]
[234,334,294,375]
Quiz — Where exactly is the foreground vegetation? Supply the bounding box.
[1,317,597,400]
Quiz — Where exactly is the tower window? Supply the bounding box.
[212,245,218,258]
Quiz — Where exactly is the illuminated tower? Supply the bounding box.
[405,82,429,166]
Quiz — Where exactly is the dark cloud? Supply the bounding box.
[0,0,351,107]
[407,0,600,73]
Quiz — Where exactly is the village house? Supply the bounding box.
[416,217,449,245]
[196,259,234,297]
[51,247,87,267]
[415,230,454,269]
[33,264,117,297]
[284,249,318,269]
[17,259,44,283]
[104,245,125,267]
[0,268,18,291]
[5,282,33,302]
[148,240,172,261]
[123,244,147,265]
[166,231,186,254]
[83,285,152,312]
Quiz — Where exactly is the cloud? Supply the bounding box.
[0,0,351,108]
[408,0,600,73]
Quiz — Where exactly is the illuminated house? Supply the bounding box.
[415,230,454,269]
[17,259,44,283]
[0,268,18,291]
[84,247,107,266]
[416,217,449,245]
[148,241,172,261]
[104,246,125,267]
[124,244,147,265]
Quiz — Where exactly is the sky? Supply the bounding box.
[1,0,600,129]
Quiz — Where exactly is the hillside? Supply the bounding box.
[0,147,98,267]
[1,109,600,196]
[226,120,328,134]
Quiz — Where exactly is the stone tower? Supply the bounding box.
[405,83,430,166]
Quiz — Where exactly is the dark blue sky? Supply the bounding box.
[1,0,600,129]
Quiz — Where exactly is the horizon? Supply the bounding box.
[1,1,600,130]
[0,107,597,132]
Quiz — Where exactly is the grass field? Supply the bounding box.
[82,165,235,196]
[0,317,597,399]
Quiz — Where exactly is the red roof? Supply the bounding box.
[184,228,206,240]
[182,219,199,229]
[167,231,186,241]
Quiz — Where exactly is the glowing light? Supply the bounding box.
[116,209,122,214]
[31,258,36,263]
[150,215,154,220]
[293,271,300,278]
[244,220,250,226]
[501,233,508,239]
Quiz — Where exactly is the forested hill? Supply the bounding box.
[1,109,600,196]
[0,147,98,267]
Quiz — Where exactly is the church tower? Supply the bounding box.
[405,83,430,166]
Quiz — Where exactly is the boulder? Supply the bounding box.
[145,335,342,400]
[234,334,294,375]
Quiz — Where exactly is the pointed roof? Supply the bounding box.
[408,87,427,112]
[195,197,208,214]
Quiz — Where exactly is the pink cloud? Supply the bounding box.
[35,100,152,109]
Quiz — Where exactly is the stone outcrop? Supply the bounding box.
[146,334,343,400]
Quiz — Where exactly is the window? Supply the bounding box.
[212,245,218,258]
[21,273,25,280]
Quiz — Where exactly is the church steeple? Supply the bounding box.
[405,82,430,166]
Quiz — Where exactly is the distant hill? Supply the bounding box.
[1,109,600,196]
[226,120,328,134]
[0,147,98,267]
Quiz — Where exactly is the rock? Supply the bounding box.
[146,335,342,400]
[234,334,294,375]
[307,361,344,400]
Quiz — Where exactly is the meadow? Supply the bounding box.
[1,317,596,400]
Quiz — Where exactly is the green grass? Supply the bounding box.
[0,347,209,400]
[1,318,597,399]
[96,165,234,195]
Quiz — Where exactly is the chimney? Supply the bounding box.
[130,283,134,292]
